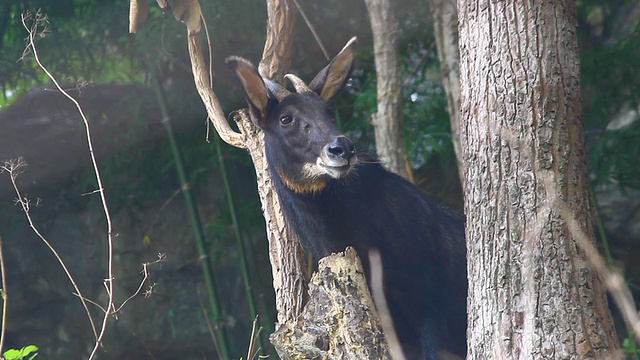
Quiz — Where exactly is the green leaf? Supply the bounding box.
[2,345,39,360]
[3,349,21,360]
[21,345,39,357]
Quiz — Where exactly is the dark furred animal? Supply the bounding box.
[227,38,467,360]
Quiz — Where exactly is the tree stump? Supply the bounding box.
[271,247,391,360]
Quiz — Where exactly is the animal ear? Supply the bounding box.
[309,37,357,101]
[226,56,270,127]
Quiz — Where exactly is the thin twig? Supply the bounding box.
[73,254,164,318]
[0,234,8,355]
[72,293,107,314]
[202,14,214,89]
[21,10,114,359]
[115,254,165,314]
[246,315,263,360]
[291,0,330,60]
[1,158,98,342]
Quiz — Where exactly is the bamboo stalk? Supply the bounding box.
[150,70,231,360]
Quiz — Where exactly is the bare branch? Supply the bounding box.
[2,157,98,342]
[246,315,263,360]
[160,0,305,334]
[21,10,115,358]
[291,0,329,61]
[114,256,166,314]
[186,33,245,147]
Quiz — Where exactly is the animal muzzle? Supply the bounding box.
[315,136,357,179]
[326,136,356,163]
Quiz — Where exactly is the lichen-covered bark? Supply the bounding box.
[270,248,390,360]
[364,0,410,179]
[458,1,619,358]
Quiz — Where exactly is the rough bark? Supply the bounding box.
[270,248,391,360]
[233,110,308,328]
[364,0,410,179]
[259,0,294,81]
[428,0,463,184]
[458,1,620,359]
[248,0,309,327]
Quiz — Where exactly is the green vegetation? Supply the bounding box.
[2,345,38,360]
[578,0,640,189]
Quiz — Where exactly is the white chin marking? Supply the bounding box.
[305,156,356,179]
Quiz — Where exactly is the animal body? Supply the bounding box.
[227,37,467,360]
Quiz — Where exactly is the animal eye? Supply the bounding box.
[280,115,293,126]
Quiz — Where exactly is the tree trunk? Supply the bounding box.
[428,0,463,185]
[458,1,620,358]
[249,0,308,327]
[364,0,410,179]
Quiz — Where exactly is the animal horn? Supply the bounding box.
[285,74,312,93]
[264,78,290,101]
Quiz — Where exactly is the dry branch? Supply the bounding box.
[187,35,244,147]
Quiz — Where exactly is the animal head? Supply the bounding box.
[227,37,358,194]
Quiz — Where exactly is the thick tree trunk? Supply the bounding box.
[428,0,463,184]
[458,1,620,358]
[364,0,410,179]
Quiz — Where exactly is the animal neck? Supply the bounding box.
[276,169,329,194]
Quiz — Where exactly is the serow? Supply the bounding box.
[227,37,467,360]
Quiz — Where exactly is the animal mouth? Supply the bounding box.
[316,156,357,178]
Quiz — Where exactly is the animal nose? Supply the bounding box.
[327,136,356,161]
